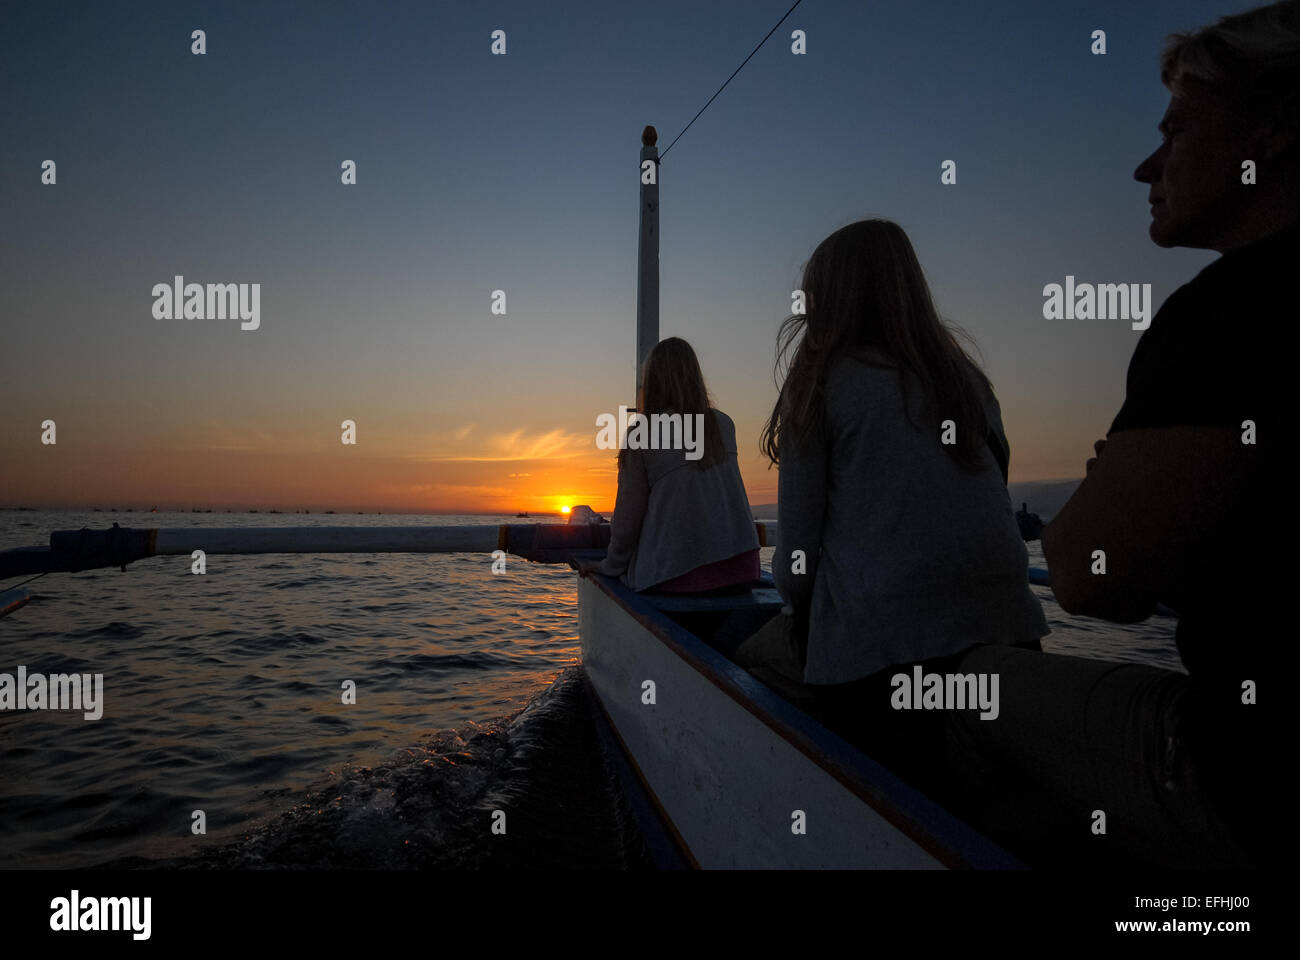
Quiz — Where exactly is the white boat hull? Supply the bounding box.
[579,573,1020,869]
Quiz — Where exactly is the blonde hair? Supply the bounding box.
[1161,0,1300,132]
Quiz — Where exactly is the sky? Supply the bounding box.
[0,0,1256,513]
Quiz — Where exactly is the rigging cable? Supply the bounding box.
[659,0,806,161]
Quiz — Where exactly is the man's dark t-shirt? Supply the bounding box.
[1106,221,1289,843]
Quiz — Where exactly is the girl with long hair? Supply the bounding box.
[742,219,1047,778]
[596,336,759,592]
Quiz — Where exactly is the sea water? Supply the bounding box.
[0,510,1179,868]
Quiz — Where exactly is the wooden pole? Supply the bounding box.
[636,125,660,403]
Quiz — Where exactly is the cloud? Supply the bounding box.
[402,482,515,501]
[174,420,281,452]
[408,426,591,463]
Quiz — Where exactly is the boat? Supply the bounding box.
[571,545,1023,869]
[516,511,530,518]
[0,122,1074,871]
[1014,503,1043,541]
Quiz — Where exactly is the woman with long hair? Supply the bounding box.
[596,336,759,592]
[743,219,1047,780]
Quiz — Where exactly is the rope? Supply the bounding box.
[5,571,46,591]
[659,0,806,161]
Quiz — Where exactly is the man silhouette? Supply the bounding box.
[948,0,1295,867]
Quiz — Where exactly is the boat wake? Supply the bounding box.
[96,668,652,869]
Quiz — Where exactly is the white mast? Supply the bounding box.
[636,125,660,404]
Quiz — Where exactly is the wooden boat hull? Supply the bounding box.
[579,572,1023,869]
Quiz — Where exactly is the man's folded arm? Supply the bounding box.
[1043,426,1248,622]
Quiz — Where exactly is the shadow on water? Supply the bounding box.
[96,668,654,870]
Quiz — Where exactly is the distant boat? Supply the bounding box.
[1014,503,1044,541]
[516,511,530,518]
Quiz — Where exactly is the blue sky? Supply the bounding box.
[0,0,1254,511]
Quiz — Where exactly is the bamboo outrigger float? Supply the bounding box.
[0,522,615,577]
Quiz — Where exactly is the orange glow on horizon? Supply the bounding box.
[0,430,782,516]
